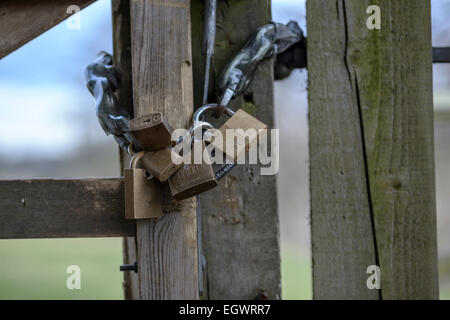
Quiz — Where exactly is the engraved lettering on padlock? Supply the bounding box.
[168,141,217,201]
[129,113,175,151]
[193,104,268,163]
[124,152,162,219]
[214,109,267,163]
[141,147,183,182]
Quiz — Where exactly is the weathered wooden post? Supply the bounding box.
[308,0,438,299]
[112,0,139,300]
[191,0,281,299]
[114,0,198,300]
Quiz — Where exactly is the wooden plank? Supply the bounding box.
[0,178,135,239]
[129,0,198,300]
[0,177,187,240]
[0,0,95,59]
[191,0,281,299]
[308,0,438,299]
[307,0,378,300]
[111,0,140,301]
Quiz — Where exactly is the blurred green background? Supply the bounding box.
[0,240,312,300]
[0,239,124,300]
[1,0,450,300]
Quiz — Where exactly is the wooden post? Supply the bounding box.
[308,0,438,299]
[123,0,198,300]
[112,0,140,300]
[191,0,281,299]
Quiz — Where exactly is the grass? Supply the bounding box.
[281,247,312,299]
[439,256,450,300]
[0,239,312,300]
[1,239,448,300]
[0,238,124,299]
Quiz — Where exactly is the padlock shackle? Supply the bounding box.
[193,103,235,124]
[129,151,145,169]
[190,120,214,136]
[175,121,214,145]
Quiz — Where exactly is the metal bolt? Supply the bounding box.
[433,47,450,63]
[120,262,138,273]
[254,290,269,300]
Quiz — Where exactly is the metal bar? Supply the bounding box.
[433,47,450,63]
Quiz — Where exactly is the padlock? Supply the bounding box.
[124,152,162,219]
[129,112,175,151]
[193,103,268,163]
[168,123,218,201]
[141,147,183,182]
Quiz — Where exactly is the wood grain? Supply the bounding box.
[112,0,140,300]
[0,0,95,59]
[0,178,135,239]
[130,0,198,300]
[191,0,281,299]
[308,0,438,299]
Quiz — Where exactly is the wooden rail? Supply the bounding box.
[0,0,96,60]
[0,178,134,239]
[0,178,190,239]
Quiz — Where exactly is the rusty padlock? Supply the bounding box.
[129,112,175,151]
[168,122,218,201]
[194,103,268,163]
[124,152,162,219]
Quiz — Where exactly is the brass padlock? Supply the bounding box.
[141,147,183,182]
[168,125,218,201]
[124,152,162,219]
[129,113,174,151]
[194,103,268,163]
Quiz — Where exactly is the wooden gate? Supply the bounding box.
[0,0,439,300]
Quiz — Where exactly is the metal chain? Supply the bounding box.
[85,22,304,157]
[85,52,140,155]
